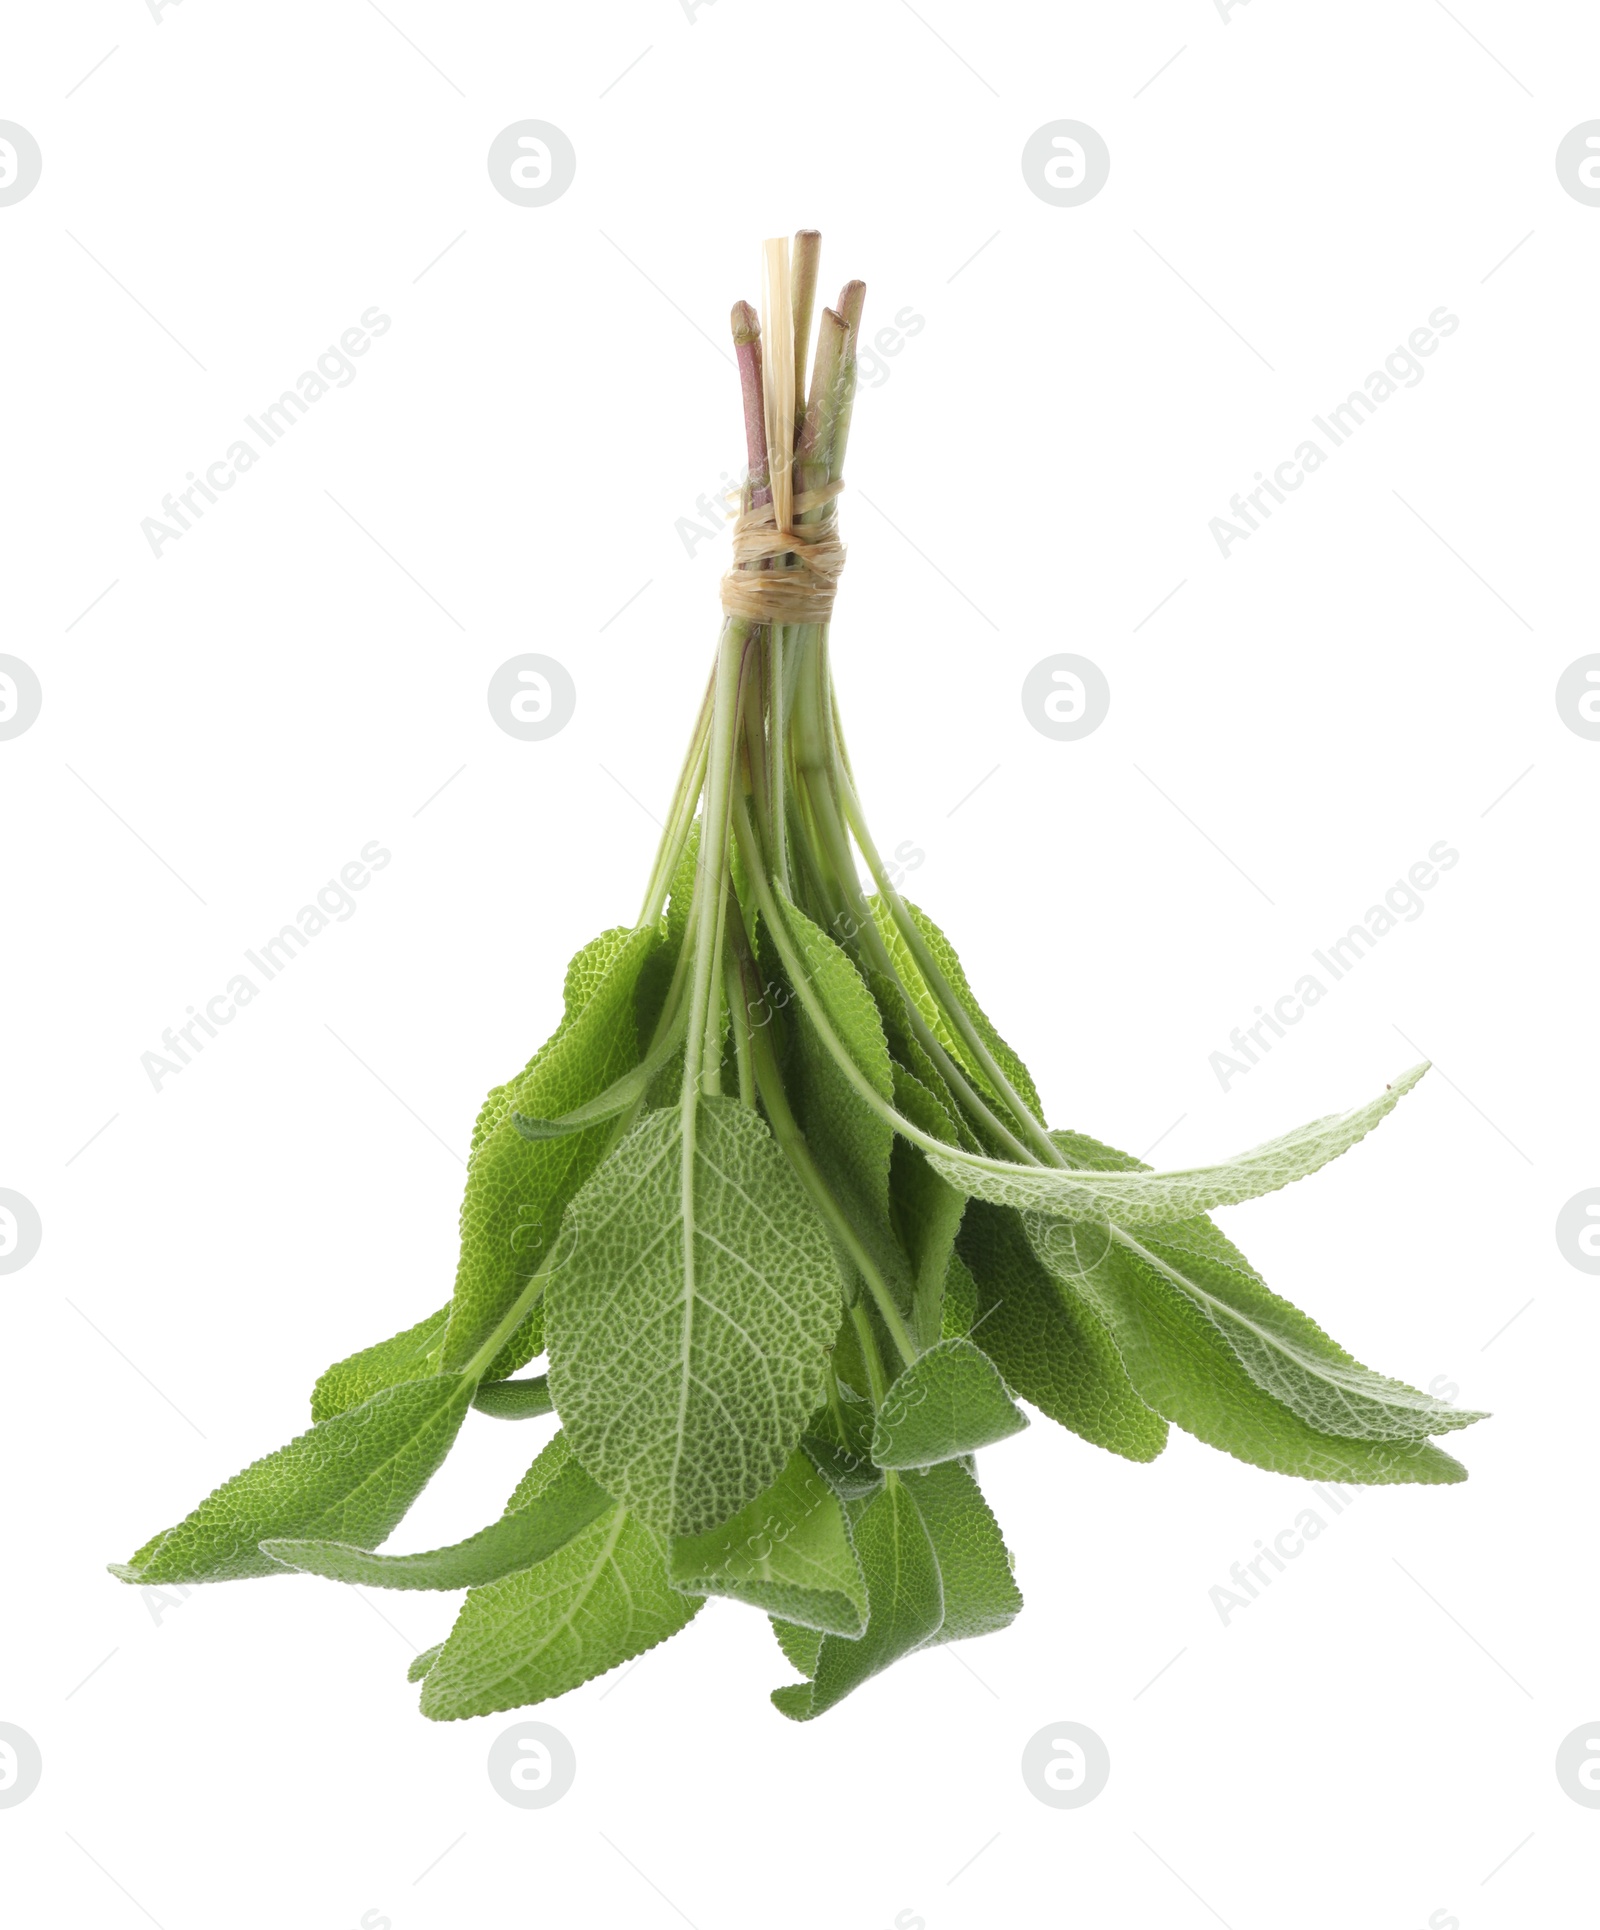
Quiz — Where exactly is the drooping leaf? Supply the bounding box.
[958,1201,1168,1464]
[1015,1120,1480,1448]
[110,1377,476,1585]
[261,1448,609,1591]
[771,1475,943,1721]
[407,1643,443,1682]
[1036,1213,1484,1448]
[670,1449,867,1635]
[925,1065,1430,1224]
[903,1458,1022,1646]
[868,897,1044,1121]
[545,1096,844,1537]
[472,1375,554,1420]
[1035,1225,1467,1484]
[311,1304,449,1422]
[870,1338,1028,1470]
[419,1506,699,1719]
[441,925,660,1375]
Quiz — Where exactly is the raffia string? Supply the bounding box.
[719,480,846,623]
[720,236,846,625]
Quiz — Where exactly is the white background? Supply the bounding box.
[3,2,1597,1926]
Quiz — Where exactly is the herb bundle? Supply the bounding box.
[112,234,1485,1723]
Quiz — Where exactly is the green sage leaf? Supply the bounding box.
[1036,1225,1468,1484]
[1017,1120,1481,1449]
[669,1449,868,1635]
[261,1447,609,1591]
[770,1615,824,1681]
[777,895,896,1213]
[939,1249,979,1341]
[870,1338,1028,1470]
[771,1475,943,1721]
[1038,1214,1484,1450]
[545,1095,844,1537]
[890,1066,969,1347]
[419,1506,699,1720]
[110,1376,476,1585]
[774,895,916,1318]
[441,925,660,1374]
[925,1065,1429,1224]
[904,1459,1022,1646]
[471,1374,554,1420]
[958,1201,1168,1463]
[310,1305,449,1422]
[867,967,983,1154]
[802,1381,883,1501]
[868,897,1044,1121]
[510,1009,687,1140]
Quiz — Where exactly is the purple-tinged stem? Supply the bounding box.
[730,300,771,508]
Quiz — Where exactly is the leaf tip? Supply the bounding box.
[407,1641,444,1685]
[770,1682,815,1723]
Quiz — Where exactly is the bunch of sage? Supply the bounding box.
[112,232,1484,1723]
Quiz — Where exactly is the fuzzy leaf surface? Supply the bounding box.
[111,1377,475,1585]
[545,1096,844,1537]
[261,1451,609,1591]
[1035,1225,1467,1484]
[771,1476,943,1721]
[670,1449,867,1635]
[868,898,1044,1121]
[1033,1213,1485,1443]
[1016,1120,1479,1450]
[891,1066,969,1346]
[770,1616,824,1681]
[311,1305,449,1422]
[870,1338,1028,1470]
[903,1459,1022,1646]
[803,1383,883,1501]
[472,1375,553,1420]
[959,1202,1168,1463]
[775,896,914,1317]
[939,1250,979,1340]
[925,1065,1429,1223]
[866,968,982,1154]
[442,926,658,1374]
[768,1464,1018,1709]
[419,1507,698,1719]
[778,895,896,1216]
